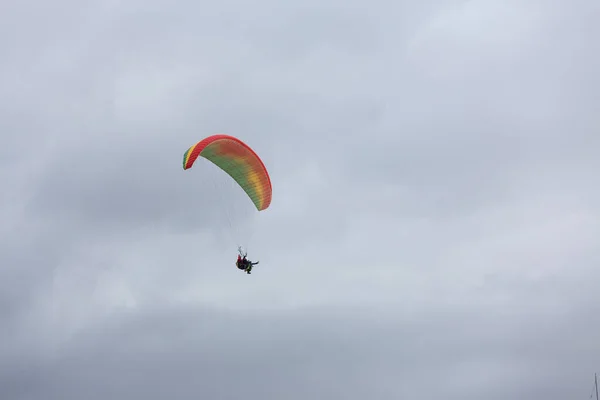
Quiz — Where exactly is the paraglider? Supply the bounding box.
[182,134,271,274]
[236,247,259,274]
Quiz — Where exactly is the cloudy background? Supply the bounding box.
[1,0,599,398]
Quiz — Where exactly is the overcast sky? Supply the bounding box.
[1,0,599,398]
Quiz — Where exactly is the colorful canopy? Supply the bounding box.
[183,134,272,211]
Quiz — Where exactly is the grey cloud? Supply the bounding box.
[1,0,599,398]
[2,301,599,400]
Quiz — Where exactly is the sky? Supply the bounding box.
[1,0,599,398]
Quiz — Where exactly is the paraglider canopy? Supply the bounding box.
[182,134,272,211]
